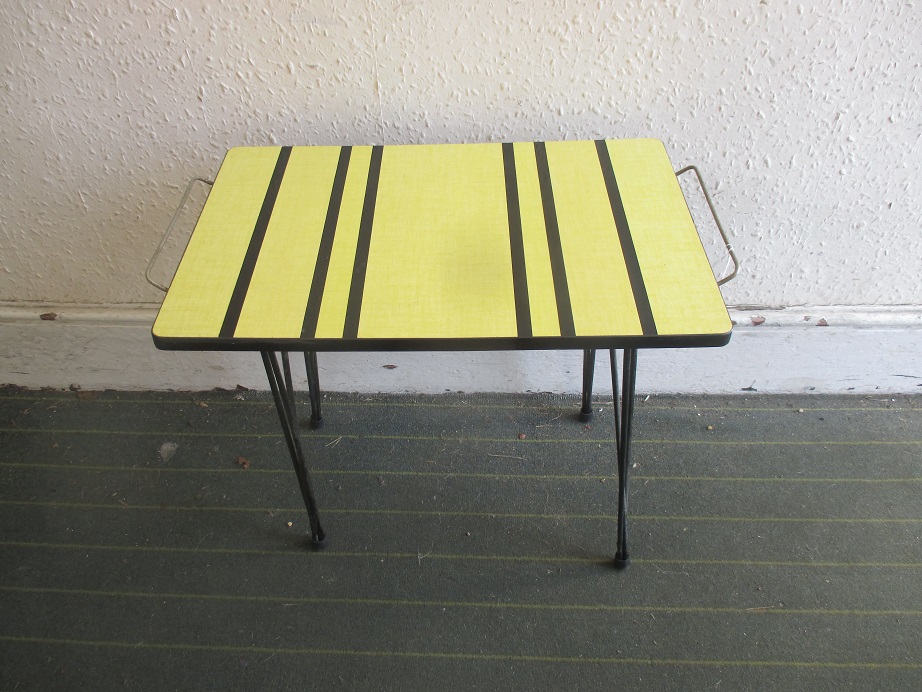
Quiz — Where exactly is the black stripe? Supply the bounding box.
[594,140,657,335]
[301,146,353,338]
[502,143,532,338]
[533,142,575,337]
[342,145,384,339]
[219,146,292,339]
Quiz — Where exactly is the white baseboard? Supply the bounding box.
[1,304,920,394]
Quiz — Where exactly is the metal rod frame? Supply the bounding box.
[145,177,214,293]
[303,351,323,427]
[675,165,739,286]
[581,348,637,568]
[264,345,636,564]
[261,350,326,546]
[612,348,637,569]
[579,348,596,422]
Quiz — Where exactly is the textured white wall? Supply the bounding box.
[2,0,920,308]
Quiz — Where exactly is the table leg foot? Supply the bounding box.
[311,533,328,550]
[613,553,630,570]
[309,415,324,429]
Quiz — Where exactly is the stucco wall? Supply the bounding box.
[2,0,920,308]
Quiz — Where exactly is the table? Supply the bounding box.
[152,138,733,568]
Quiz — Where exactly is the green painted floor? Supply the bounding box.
[1,388,920,690]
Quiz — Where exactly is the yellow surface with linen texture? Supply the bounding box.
[152,139,731,348]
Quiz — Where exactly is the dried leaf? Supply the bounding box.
[235,455,251,470]
[159,442,179,462]
[751,316,766,326]
[39,312,58,321]
[816,318,829,326]
[383,364,398,370]
[517,433,526,440]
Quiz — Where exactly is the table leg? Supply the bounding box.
[281,352,297,421]
[611,348,638,569]
[261,350,326,547]
[303,350,324,428]
[579,348,596,422]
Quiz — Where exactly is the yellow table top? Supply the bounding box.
[153,139,731,351]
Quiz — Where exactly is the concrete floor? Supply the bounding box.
[1,388,921,690]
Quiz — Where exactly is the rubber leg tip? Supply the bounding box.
[311,535,328,551]
[578,410,594,423]
[613,554,630,570]
[309,416,324,429]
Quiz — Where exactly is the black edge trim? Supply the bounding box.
[343,145,384,339]
[502,143,532,338]
[153,329,733,353]
[219,146,293,338]
[301,146,353,338]
[595,140,658,336]
[533,141,575,337]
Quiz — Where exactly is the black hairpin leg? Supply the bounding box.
[281,352,297,418]
[261,350,326,547]
[280,351,323,428]
[611,348,638,569]
[579,348,596,422]
[303,351,323,428]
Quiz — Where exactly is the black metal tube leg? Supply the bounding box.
[261,351,326,547]
[609,349,620,447]
[282,352,297,424]
[613,347,637,569]
[303,351,323,428]
[579,349,596,422]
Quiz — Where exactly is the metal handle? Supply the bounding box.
[675,165,739,285]
[145,177,214,292]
